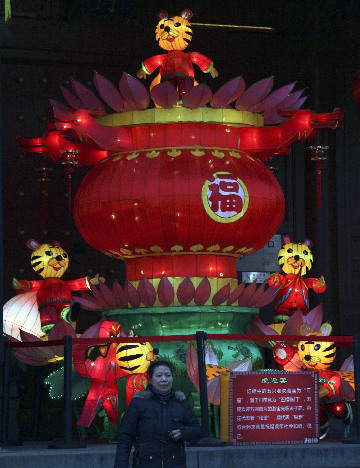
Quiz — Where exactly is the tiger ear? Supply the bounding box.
[52,240,63,248]
[180,9,193,20]
[302,238,313,249]
[319,323,332,336]
[27,239,40,250]
[157,10,168,20]
[299,323,311,336]
[281,234,292,245]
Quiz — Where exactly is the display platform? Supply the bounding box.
[1,434,360,468]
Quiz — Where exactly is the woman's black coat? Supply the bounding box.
[114,387,201,468]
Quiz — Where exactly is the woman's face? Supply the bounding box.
[150,365,173,393]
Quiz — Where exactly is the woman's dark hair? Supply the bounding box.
[147,360,173,379]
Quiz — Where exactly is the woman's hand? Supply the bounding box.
[169,429,181,441]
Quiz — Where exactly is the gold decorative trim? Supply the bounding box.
[146,150,160,159]
[112,155,123,162]
[150,245,164,253]
[134,248,148,254]
[109,147,249,159]
[191,149,206,157]
[97,107,264,128]
[212,150,225,159]
[126,152,139,160]
[222,245,235,252]
[104,250,248,259]
[171,244,184,252]
[207,244,221,252]
[190,244,204,252]
[167,148,182,158]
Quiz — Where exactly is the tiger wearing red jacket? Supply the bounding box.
[268,234,326,323]
[13,239,104,333]
[136,9,218,97]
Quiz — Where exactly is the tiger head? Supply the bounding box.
[115,329,159,374]
[155,9,193,51]
[298,322,336,371]
[278,234,313,276]
[27,239,69,279]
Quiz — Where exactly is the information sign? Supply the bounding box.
[230,371,319,445]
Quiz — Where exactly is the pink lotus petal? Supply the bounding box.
[93,71,124,112]
[158,276,175,306]
[238,280,257,306]
[124,281,141,308]
[89,282,108,309]
[48,99,71,112]
[303,304,323,332]
[150,82,179,108]
[226,358,252,372]
[246,282,266,307]
[194,277,211,306]
[227,282,246,305]
[212,283,230,306]
[182,83,212,108]
[248,316,279,349]
[186,342,199,391]
[282,309,306,338]
[76,294,102,311]
[19,330,42,342]
[287,95,308,110]
[236,76,274,111]
[205,345,218,365]
[341,355,354,371]
[98,281,117,309]
[207,377,220,405]
[263,114,287,125]
[13,353,47,366]
[80,318,105,339]
[249,315,280,336]
[275,89,305,110]
[123,100,136,111]
[119,73,150,110]
[255,284,280,308]
[177,277,195,306]
[59,84,84,109]
[112,280,128,308]
[211,76,246,108]
[254,83,296,113]
[137,277,156,307]
[71,79,105,113]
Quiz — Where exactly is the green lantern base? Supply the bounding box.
[104,305,263,374]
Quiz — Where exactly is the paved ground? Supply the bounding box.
[1,438,360,468]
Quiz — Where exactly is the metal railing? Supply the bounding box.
[1,332,359,447]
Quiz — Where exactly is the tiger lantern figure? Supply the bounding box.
[73,320,125,427]
[74,321,158,426]
[13,239,104,333]
[116,329,159,405]
[267,234,326,323]
[298,322,353,439]
[136,9,218,97]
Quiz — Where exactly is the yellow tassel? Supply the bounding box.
[5,0,11,22]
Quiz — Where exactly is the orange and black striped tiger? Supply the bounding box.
[137,10,218,98]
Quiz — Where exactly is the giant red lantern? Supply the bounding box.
[74,144,283,293]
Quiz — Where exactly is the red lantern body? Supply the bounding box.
[74,140,284,285]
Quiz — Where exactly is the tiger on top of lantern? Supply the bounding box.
[136,9,218,99]
[12,239,105,333]
[267,234,326,323]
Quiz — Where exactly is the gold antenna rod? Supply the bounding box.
[191,22,276,33]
